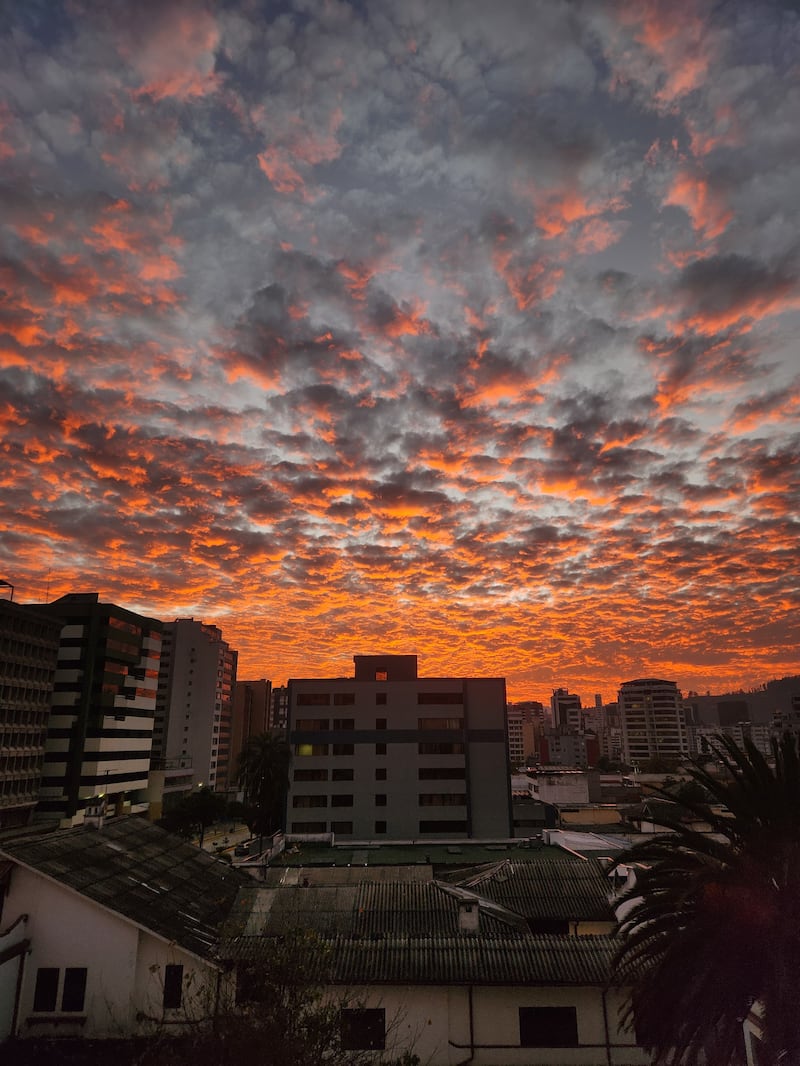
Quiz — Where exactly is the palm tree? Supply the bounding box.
[237,732,292,839]
[612,732,800,1066]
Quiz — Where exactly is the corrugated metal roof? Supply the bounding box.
[0,816,248,961]
[445,858,614,921]
[221,933,616,986]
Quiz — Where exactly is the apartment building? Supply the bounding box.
[231,678,273,772]
[619,678,689,765]
[286,654,512,840]
[154,619,237,794]
[33,593,162,826]
[0,600,62,829]
[551,688,583,731]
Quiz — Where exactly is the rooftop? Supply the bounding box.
[0,816,248,961]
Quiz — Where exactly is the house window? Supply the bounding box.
[375,768,387,781]
[33,968,59,1012]
[375,820,387,833]
[375,671,387,681]
[163,964,183,1009]
[418,717,464,730]
[332,718,354,729]
[333,694,355,706]
[292,821,327,833]
[297,694,330,706]
[375,743,387,756]
[375,794,387,806]
[294,768,328,782]
[341,1008,385,1050]
[375,718,387,729]
[295,744,329,757]
[518,1006,579,1047]
[418,742,464,755]
[61,968,87,1012]
[293,795,327,808]
[419,793,467,806]
[330,821,353,834]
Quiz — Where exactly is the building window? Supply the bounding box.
[375,743,387,756]
[330,821,353,834]
[419,793,467,806]
[418,717,464,730]
[61,968,87,1012]
[419,767,466,780]
[297,694,330,706]
[292,821,327,833]
[418,742,464,755]
[418,692,463,705]
[33,968,59,1012]
[295,744,329,757]
[163,964,183,1009]
[375,718,387,730]
[341,1008,385,1050]
[375,793,387,806]
[375,767,387,781]
[332,718,354,729]
[375,820,387,834]
[375,693,387,706]
[333,694,355,706]
[418,819,468,833]
[295,718,329,730]
[293,795,328,808]
[331,768,354,781]
[518,1006,579,1047]
[330,794,353,807]
[294,768,328,782]
[375,671,387,682]
[332,744,354,756]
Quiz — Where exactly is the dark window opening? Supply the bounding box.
[332,768,354,781]
[333,694,355,706]
[374,820,387,834]
[375,767,387,781]
[296,694,330,706]
[341,1008,385,1050]
[375,793,387,806]
[331,794,353,807]
[332,718,354,729]
[33,968,59,1012]
[62,967,87,1012]
[163,964,183,1010]
[332,744,354,756]
[417,692,463,705]
[375,743,387,755]
[375,693,387,706]
[519,1006,579,1047]
[330,820,353,834]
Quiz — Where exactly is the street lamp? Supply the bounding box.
[0,579,14,602]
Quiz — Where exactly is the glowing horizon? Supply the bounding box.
[1,1,798,704]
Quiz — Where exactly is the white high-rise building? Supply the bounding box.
[619,678,689,765]
[154,619,237,794]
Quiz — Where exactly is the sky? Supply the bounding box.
[1,0,798,702]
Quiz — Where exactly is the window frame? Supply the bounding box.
[518,1005,579,1048]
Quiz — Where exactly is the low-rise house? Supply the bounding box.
[221,857,649,1065]
[0,816,247,1040]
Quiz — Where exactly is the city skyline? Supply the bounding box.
[2,1,798,702]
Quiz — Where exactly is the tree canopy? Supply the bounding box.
[612,732,800,1065]
[236,731,291,836]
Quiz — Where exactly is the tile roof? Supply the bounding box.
[222,932,617,986]
[0,816,249,961]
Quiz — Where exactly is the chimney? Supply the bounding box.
[458,900,480,935]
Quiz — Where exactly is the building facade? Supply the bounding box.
[619,678,689,765]
[0,601,62,830]
[551,688,583,731]
[154,619,237,795]
[286,654,512,840]
[231,678,272,775]
[33,593,162,826]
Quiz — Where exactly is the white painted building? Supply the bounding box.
[0,817,245,1040]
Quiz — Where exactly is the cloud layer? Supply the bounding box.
[2,0,798,700]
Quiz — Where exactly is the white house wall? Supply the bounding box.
[336,983,649,1066]
[2,865,219,1039]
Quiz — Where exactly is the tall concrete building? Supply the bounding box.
[0,601,62,830]
[154,619,237,794]
[506,702,543,767]
[286,654,512,841]
[33,593,162,826]
[231,677,272,773]
[619,678,689,765]
[550,688,583,731]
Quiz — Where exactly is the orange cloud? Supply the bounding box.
[664,169,731,240]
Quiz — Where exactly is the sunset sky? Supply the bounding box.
[2,0,798,702]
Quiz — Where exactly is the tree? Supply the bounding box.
[612,732,800,1065]
[236,732,291,838]
[158,787,226,846]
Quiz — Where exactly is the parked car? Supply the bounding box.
[234,841,251,856]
